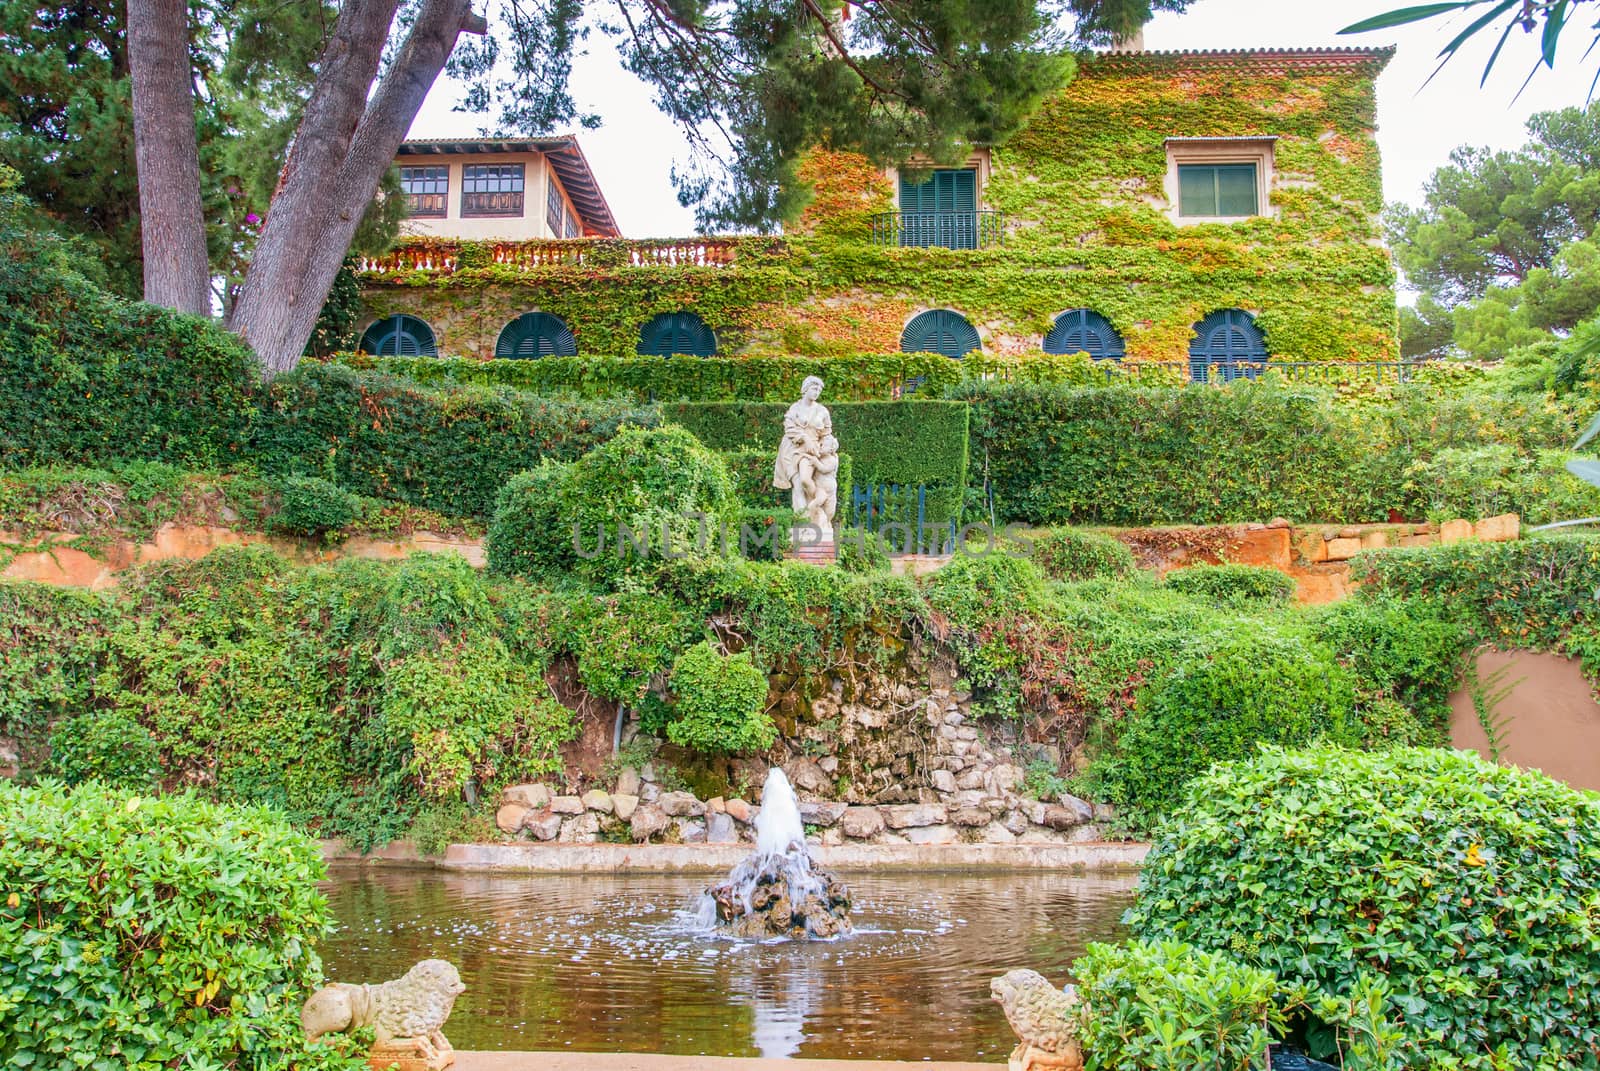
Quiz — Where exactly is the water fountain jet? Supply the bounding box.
[696,768,853,939]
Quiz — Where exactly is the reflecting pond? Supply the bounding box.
[321,869,1136,1062]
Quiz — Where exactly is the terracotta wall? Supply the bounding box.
[1449,649,1600,792]
[0,525,484,590]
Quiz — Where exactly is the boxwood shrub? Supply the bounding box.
[1125,747,1600,1069]
[0,780,364,1070]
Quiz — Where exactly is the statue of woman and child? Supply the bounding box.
[772,375,840,543]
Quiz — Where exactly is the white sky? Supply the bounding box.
[408,0,1600,237]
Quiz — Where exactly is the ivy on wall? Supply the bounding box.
[355,51,1398,364]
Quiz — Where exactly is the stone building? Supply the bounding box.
[354,47,1398,371]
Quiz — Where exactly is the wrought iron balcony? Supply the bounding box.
[872,210,1005,249]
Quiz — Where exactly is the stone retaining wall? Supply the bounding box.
[1118,514,1521,604]
[495,673,1111,849]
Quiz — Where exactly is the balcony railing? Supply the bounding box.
[356,237,755,275]
[872,210,1005,249]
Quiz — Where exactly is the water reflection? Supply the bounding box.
[320,868,1135,1061]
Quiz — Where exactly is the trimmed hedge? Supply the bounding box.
[328,349,1106,402]
[252,363,658,517]
[0,780,363,1070]
[956,379,1578,526]
[665,400,969,521]
[1163,563,1297,607]
[1126,747,1600,1069]
[0,177,258,469]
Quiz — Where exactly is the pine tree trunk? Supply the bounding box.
[127,0,211,315]
[229,0,485,378]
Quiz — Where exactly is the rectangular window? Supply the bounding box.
[897,168,979,248]
[546,178,567,237]
[399,165,448,217]
[462,163,525,217]
[564,211,581,239]
[1178,164,1259,218]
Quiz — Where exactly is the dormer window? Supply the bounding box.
[1165,138,1275,223]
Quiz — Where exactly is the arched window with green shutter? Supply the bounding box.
[358,315,437,356]
[495,312,577,358]
[900,309,980,359]
[1043,309,1125,360]
[637,312,717,357]
[1188,309,1267,383]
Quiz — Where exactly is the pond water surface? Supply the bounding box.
[322,869,1136,1062]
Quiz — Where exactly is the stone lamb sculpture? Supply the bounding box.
[303,959,465,1071]
[990,968,1086,1071]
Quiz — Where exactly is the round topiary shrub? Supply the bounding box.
[0,780,364,1069]
[1092,627,1356,821]
[485,459,576,580]
[46,711,159,791]
[666,641,775,754]
[1163,563,1296,607]
[1030,527,1136,582]
[1124,747,1600,1069]
[487,426,734,588]
[269,474,360,536]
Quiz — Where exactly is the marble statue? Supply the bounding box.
[990,968,1086,1071]
[773,376,840,542]
[303,959,465,1070]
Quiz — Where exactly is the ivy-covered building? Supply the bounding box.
[355,47,1399,371]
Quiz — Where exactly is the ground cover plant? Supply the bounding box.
[1125,747,1600,1069]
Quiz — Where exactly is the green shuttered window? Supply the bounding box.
[638,312,717,357]
[496,312,577,358]
[901,309,980,359]
[897,169,979,248]
[358,315,437,356]
[1177,164,1259,218]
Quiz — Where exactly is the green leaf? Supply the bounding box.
[1576,410,1600,451]
[1542,0,1571,67]
[1566,459,1600,489]
[1340,2,1484,35]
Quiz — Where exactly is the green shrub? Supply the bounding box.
[0,582,111,777]
[1352,534,1600,653]
[489,425,736,588]
[46,711,159,790]
[923,552,1047,625]
[1029,527,1136,582]
[270,474,360,535]
[253,363,657,517]
[731,507,801,562]
[484,461,579,580]
[1092,627,1356,821]
[1163,563,1296,607]
[837,528,893,573]
[1074,941,1286,1070]
[1309,593,1471,733]
[666,641,775,754]
[0,780,364,1070]
[1125,747,1600,1069]
[957,380,1575,526]
[1404,444,1600,526]
[0,180,259,470]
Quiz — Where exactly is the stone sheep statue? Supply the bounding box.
[990,968,1086,1071]
[303,959,465,1070]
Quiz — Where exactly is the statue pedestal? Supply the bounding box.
[367,1033,455,1071]
[787,540,836,565]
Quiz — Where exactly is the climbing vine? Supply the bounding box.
[355,51,1398,363]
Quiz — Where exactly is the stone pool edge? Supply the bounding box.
[320,839,1150,873]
